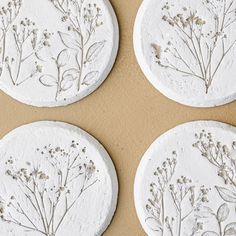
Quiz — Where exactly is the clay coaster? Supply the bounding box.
[0,121,118,235]
[134,0,236,107]
[0,0,118,107]
[135,121,236,236]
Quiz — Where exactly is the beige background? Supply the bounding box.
[0,0,236,235]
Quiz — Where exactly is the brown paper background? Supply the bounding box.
[0,0,236,235]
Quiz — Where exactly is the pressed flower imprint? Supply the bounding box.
[134,0,236,107]
[153,0,236,94]
[135,121,236,236]
[193,130,236,236]
[0,142,99,236]
[39,1,106,101]
[0,0,118,106]
[145,152,212,235]
[0,122,118,235]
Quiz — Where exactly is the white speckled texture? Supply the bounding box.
[0,0,119,107]
[135,121,236,235]
[0,121,118,236]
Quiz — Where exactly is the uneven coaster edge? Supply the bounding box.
[133,0,236,108]
[0,120,119,235]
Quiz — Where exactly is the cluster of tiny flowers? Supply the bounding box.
[5,157,49,183]
[193,130,236,186]
[0,0,22,19]
[12,18,51,49]
[83,3,103,27]
[162,5,206,28]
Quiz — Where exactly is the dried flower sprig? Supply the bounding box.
[193,130,236,187]
[145,151,210,235]
[155,0,236,93]
[145,152,177,234]
[5,19,51,86]
[0,140,99,235]
[0,0,22,76]
[193,128,236,229]
[169,177,209,236]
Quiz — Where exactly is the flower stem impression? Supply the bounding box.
[154,0,236,93]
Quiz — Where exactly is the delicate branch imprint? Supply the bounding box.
[0,0,22,76]
[145,132,236,235]
[193,130,236,189]
[136,123,236,236]
[38,0,106,100]
[39,49,79,101]
[0,1,51,86]
[0,0,117,106]
[153,0,236,93]
[192,130,236,236]
[0,140,99,235]
[145,152,210,236]
[6,19,51,86]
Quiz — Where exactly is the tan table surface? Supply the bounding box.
[1,0,236,235]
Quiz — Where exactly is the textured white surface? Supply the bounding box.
[0,0,119,107]
[134,0,236,107]
[135,121,236,236]
[0,121,118,236]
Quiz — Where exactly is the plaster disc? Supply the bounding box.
[0,121,118,236]
[134,0,236,107]
[0,0,119,107]
[135,121,236,236]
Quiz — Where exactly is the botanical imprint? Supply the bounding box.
[145,152,210,235]
[153,0,236,93]
[193,130,236,236]
[145,137,236,235]
[0,0,22,77]
[39,0,106,100]
[0,0,51,86]
[0,140,99,235]
[0,0,107,101]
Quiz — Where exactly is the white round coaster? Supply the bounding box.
[134,0,236,107]
[135,121,236,236]
[0,0,118,107]
[0,121,118,236]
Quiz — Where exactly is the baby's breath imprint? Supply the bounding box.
[153,0,236,93]
[0,0,22,77]
[193,130,236,236]
[145,152,209,236]
[0,140,99,235]
[6,18,51,86]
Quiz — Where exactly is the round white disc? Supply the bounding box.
[0,0,119,107]
[135,121,236,235]
[0,121,118,236]
[134,0,236,107]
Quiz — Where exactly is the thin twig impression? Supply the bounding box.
[145,132,236,235]
[0,141,99,235]
[154,0,236,94]
[0,0,106,102]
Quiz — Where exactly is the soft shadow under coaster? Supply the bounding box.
[0,0,118,107]
[0,121,118,235]
[135,121,236,236]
